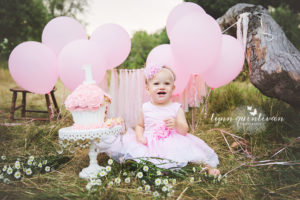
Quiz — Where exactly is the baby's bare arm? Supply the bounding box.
[135,111,147,145]
[165,107,188,135]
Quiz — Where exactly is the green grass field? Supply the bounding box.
[0,67,299,200]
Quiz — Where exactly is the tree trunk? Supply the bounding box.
[217,3,300,111]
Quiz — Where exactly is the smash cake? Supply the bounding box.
[64,65,125,131]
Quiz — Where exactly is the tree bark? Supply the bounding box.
[217,3,300,111]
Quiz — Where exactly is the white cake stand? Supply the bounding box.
[58,126,122,179]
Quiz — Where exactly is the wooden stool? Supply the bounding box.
[9,87,61,121]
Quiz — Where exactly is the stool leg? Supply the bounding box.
[9,91,17,121]
[21,91,26,118]
[50,91,60,118]
[45,94,52,121]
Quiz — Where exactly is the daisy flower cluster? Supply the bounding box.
[85,158,226,199]
[0,155,54,184]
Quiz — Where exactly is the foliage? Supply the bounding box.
[120,29,169,69]
[185,0,300,49]
[43,0,88,19]
[0,0,88,60]
[0,0,49,58]
[269,4,300,50]
[185,0,300,18]
[0,68,299,199]
[86,158,223,199]
[0,154,69,184]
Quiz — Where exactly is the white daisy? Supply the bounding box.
[14,161,21,169]
[155,178,161,186]
[2,165,7,172]
[145,185,151,191]
[108,159,113,165]
[25,168,32,175]
[143,165,149,172]
[95,179,102,186]
[3,178,10,184]
[137,172,143,178]
[38,163,43,168]
[163,179,168,185]
[99,170,107,177]
[0,173,3,179]
[156,170,161,176]
[162,186,168,192]
[190,177,194,183]
[27,160,32,166]
[167,192,172,197]
[7,167,13,175]
[172,178,176,185]
[137,186,143,192]
[142,180,146,185]
[217,174,222,182]
[105,166,111,172]
[43,160,47,165]
[108,181,114,187]
[122,171,127,176]
[193,167,196,172]
[86,182,92,190]
[125,177,130,183]
[28,156,34,161]
[115,177,121,184]
[45,166,51,172]
[14,171,21,179]
[1,156,6,160]
[153,191,159,197]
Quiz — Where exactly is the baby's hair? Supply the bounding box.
[145,66,176,85]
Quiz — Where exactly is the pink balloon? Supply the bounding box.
[58,39,107,91]
[90,23,131,68]
[203,35,245,88]
[170,13,222,74]
[8,41,58,94]
[146,44,189,95]
[167,2,205,38]
[42,16,88,55]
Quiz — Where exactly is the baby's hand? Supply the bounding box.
[164,117,176,129]
[137,136,148,146]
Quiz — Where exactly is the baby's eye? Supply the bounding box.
[164,82,170,85]
[153,82,159,85]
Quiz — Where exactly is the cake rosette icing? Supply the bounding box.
[65,83,111,129]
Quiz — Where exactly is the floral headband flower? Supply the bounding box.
[144,65,163,80]
[144,65,175,81]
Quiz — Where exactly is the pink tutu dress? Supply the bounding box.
[103,102,219,169]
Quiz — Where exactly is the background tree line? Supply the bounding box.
[122,0,300,69]
[0,0,88,61]
[1,0,299,70]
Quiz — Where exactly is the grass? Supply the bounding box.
[0,67,300,199]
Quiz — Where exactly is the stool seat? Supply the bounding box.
[9,86,61,121]
[10,87,57,93]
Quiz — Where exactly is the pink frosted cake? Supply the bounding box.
[65,83,111,129]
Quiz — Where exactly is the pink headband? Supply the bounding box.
[144,65,175,81]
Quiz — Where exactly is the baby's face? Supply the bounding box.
[146,69,175,105]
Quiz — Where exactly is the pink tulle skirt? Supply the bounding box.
[99,128,219,169]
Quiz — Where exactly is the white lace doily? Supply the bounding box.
[58,125,123,141]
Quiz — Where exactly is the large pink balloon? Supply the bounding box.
[146,44,189,95]
[166,2,205,38]
[90,23,131,68]
[170,13,222,74]
[42,16,88,55]
[203,35,245,88]
[8,41,58,94]
[58,39,107,91]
